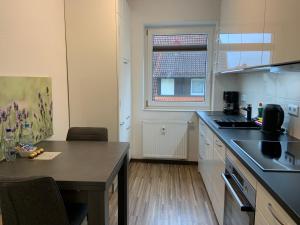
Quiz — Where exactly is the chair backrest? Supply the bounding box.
[0,177,70,225]
[66,127,108,142]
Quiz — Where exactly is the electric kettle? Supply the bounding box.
[262,104,284,133]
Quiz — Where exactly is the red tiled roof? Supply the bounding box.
[152,34,208,78]
[152,52,207,78]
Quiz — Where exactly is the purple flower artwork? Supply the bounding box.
[0,77,53,145]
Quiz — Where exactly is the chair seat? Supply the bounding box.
[65,203,88,225]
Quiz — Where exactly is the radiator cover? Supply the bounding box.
[142,120,188,159]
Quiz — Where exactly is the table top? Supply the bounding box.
[0,141,129,191]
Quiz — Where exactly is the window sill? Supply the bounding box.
[143,106,211,112]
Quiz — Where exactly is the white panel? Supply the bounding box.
[142,120,188,159]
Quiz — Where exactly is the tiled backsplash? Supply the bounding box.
[236,71,300,139]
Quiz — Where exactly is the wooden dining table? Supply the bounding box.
[0,141,129,225]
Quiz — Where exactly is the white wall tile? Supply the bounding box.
[225,70,300,139]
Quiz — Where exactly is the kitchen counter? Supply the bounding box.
[197,111,300,223]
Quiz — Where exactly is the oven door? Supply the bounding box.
[222,173,255,225]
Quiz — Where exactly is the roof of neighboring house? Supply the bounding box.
[152,52,207,78]
[152,34,208,78]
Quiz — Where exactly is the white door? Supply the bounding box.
[118,58,131,143]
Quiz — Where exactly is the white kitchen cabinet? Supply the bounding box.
[117,0,131,60]
[210,136,226,225]
[263,0,300,64]
[217,0,266,72]
[65,0,131,143]
[118,58,131,143]
[117,0,132,156]
[198,119,225,225]
[255,210,269,225]
[255,183,297,225]
[198,119,214,193]
[217,0,300,73]
[198,118,298,225]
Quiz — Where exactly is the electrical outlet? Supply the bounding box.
[288,104,299,117]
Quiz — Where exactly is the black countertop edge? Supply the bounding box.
[196,111,300,223]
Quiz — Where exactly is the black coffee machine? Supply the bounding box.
[223,91,240,114]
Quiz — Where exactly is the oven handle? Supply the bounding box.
[222,173,254,212]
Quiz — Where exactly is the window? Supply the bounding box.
[145,26,214,109]
[191,79,205,96]
[161,78,174,95]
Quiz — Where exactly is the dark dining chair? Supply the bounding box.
[0,177,87,225]
[66,127,108,142]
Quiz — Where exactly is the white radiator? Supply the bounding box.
[142,120,188,159]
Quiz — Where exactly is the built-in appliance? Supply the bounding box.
[222,158,256,225]
[233,140,300,172]
[262,104,284,134]
[223,91,240,115]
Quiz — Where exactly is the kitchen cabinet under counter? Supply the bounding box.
[198,120,226,225]
[197,111,300,224]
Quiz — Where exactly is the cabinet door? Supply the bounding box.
[217,0,266,72]
[198,120,214,191]
[256,183,297,225]
[264,0,300,64]
[217,0,243,72]
[255,210,269,225]
[210,138,226,225]
[117,0,130,60]
[118,58,131,143]
[239,0,266,67]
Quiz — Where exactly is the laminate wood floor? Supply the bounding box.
[0,162,218,225]
[108,162,219,225]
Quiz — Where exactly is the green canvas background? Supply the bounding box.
[0,76,53,144]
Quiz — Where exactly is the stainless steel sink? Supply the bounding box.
[214,120,261,129]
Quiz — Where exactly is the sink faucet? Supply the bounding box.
[241,104,252,121]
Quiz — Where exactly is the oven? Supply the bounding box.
[222,158,256,225]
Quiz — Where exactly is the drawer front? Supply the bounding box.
[255,209,269,225]
[214,136,226,162]
[199,119,214,142]
[256,183,296,225]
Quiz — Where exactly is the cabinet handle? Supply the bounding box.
[120,122,125,126]
[267,203,284,225]
[216,143,223,148]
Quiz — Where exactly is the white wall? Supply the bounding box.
[0,0,69,140]
[129,0,221,160]
[235,70,300,139]
[65,0,119,141]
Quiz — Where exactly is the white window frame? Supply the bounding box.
[144,26,215,110]
[191,78,205,96]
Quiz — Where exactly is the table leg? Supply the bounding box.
[88,190,109,225]
[118,154,128,225]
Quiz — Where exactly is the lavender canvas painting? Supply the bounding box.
[0,76,53,145]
